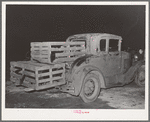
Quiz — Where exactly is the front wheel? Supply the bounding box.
[80,73,101,103]
[135,65,145,87]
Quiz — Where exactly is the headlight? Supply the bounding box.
[134,54,139,61]
[134,55,138,59]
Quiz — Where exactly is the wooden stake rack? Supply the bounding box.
[30,41,85,64]
[10,61,66,90]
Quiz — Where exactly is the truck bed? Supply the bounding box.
[10,61,66,90]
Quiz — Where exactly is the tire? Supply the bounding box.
[135,66,145,87]
[80,73,101,103]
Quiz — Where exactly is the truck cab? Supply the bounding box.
[67,33,131,77]
[64,33,142,103]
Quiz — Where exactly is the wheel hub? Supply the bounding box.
[84,79,95,96]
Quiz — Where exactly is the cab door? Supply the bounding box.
[90,36,122,77]
[95,37,122,76]
[105,38,122,76]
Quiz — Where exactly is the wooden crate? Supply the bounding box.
[30,41,85,64]
[10,61,66,90]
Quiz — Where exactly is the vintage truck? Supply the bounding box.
[10,33,145,103]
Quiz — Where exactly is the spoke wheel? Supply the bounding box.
[80,73,101,103]
[84,79,95,97]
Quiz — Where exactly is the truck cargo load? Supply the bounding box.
[30,41,85,64]
[10,61,66,90]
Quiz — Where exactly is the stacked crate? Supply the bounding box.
[10,41,85,91]
[10,61,65,90]
[30,42,85,64]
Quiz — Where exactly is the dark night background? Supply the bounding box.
[6,5,145,79]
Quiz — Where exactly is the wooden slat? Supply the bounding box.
[33,46,40,48]
[20,63,36,71]
[10,72,22,79]
[52,69,64,75]
[35,69,39,92]
[38,78,51,84]
[10,67,20,72]
[55,51,85,57]
[31,42,65,46]
[47,42,66,45]
[36,79,65,90]
[38,59,49,63]
[50,46,84,51]
[48,44,51,63]
[31,42,85,46]
[19,61,47,67]
[52,76,63,81]
[31,42,50,46]
[32,46,49,49]
[34,60,50,64]
[32,57,48,59]
[44,41,84,46]
[31,47,84,52]
[31,41,85,46]
[70,46,85,50]
[51,46,85,51]
[53,57,78,63]
[11,62,36,71]
[67,42,85,45]
[31,47,49,51]
[31,51,49,55]
[36,66,51,71]
[38,72,50,77]
[50,47,69,51]
[32,58,48,62]
[53,63,65,68]
[49,68,52,84]
[24,71,35,77]
[33,54,49,57]
[31,54,49,58]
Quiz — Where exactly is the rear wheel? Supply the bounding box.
[80,73,101,103]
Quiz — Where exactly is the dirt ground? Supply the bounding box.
[5,81,145,109]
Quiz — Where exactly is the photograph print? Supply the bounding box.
[2,1,148,121]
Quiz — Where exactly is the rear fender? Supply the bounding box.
[71,65,106,96]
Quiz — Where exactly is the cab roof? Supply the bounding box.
[67,33,122,40]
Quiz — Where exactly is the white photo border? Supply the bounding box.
[2,1,149,121]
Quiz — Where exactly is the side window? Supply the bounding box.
[109,39,119,51]
[100,39,106,51]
